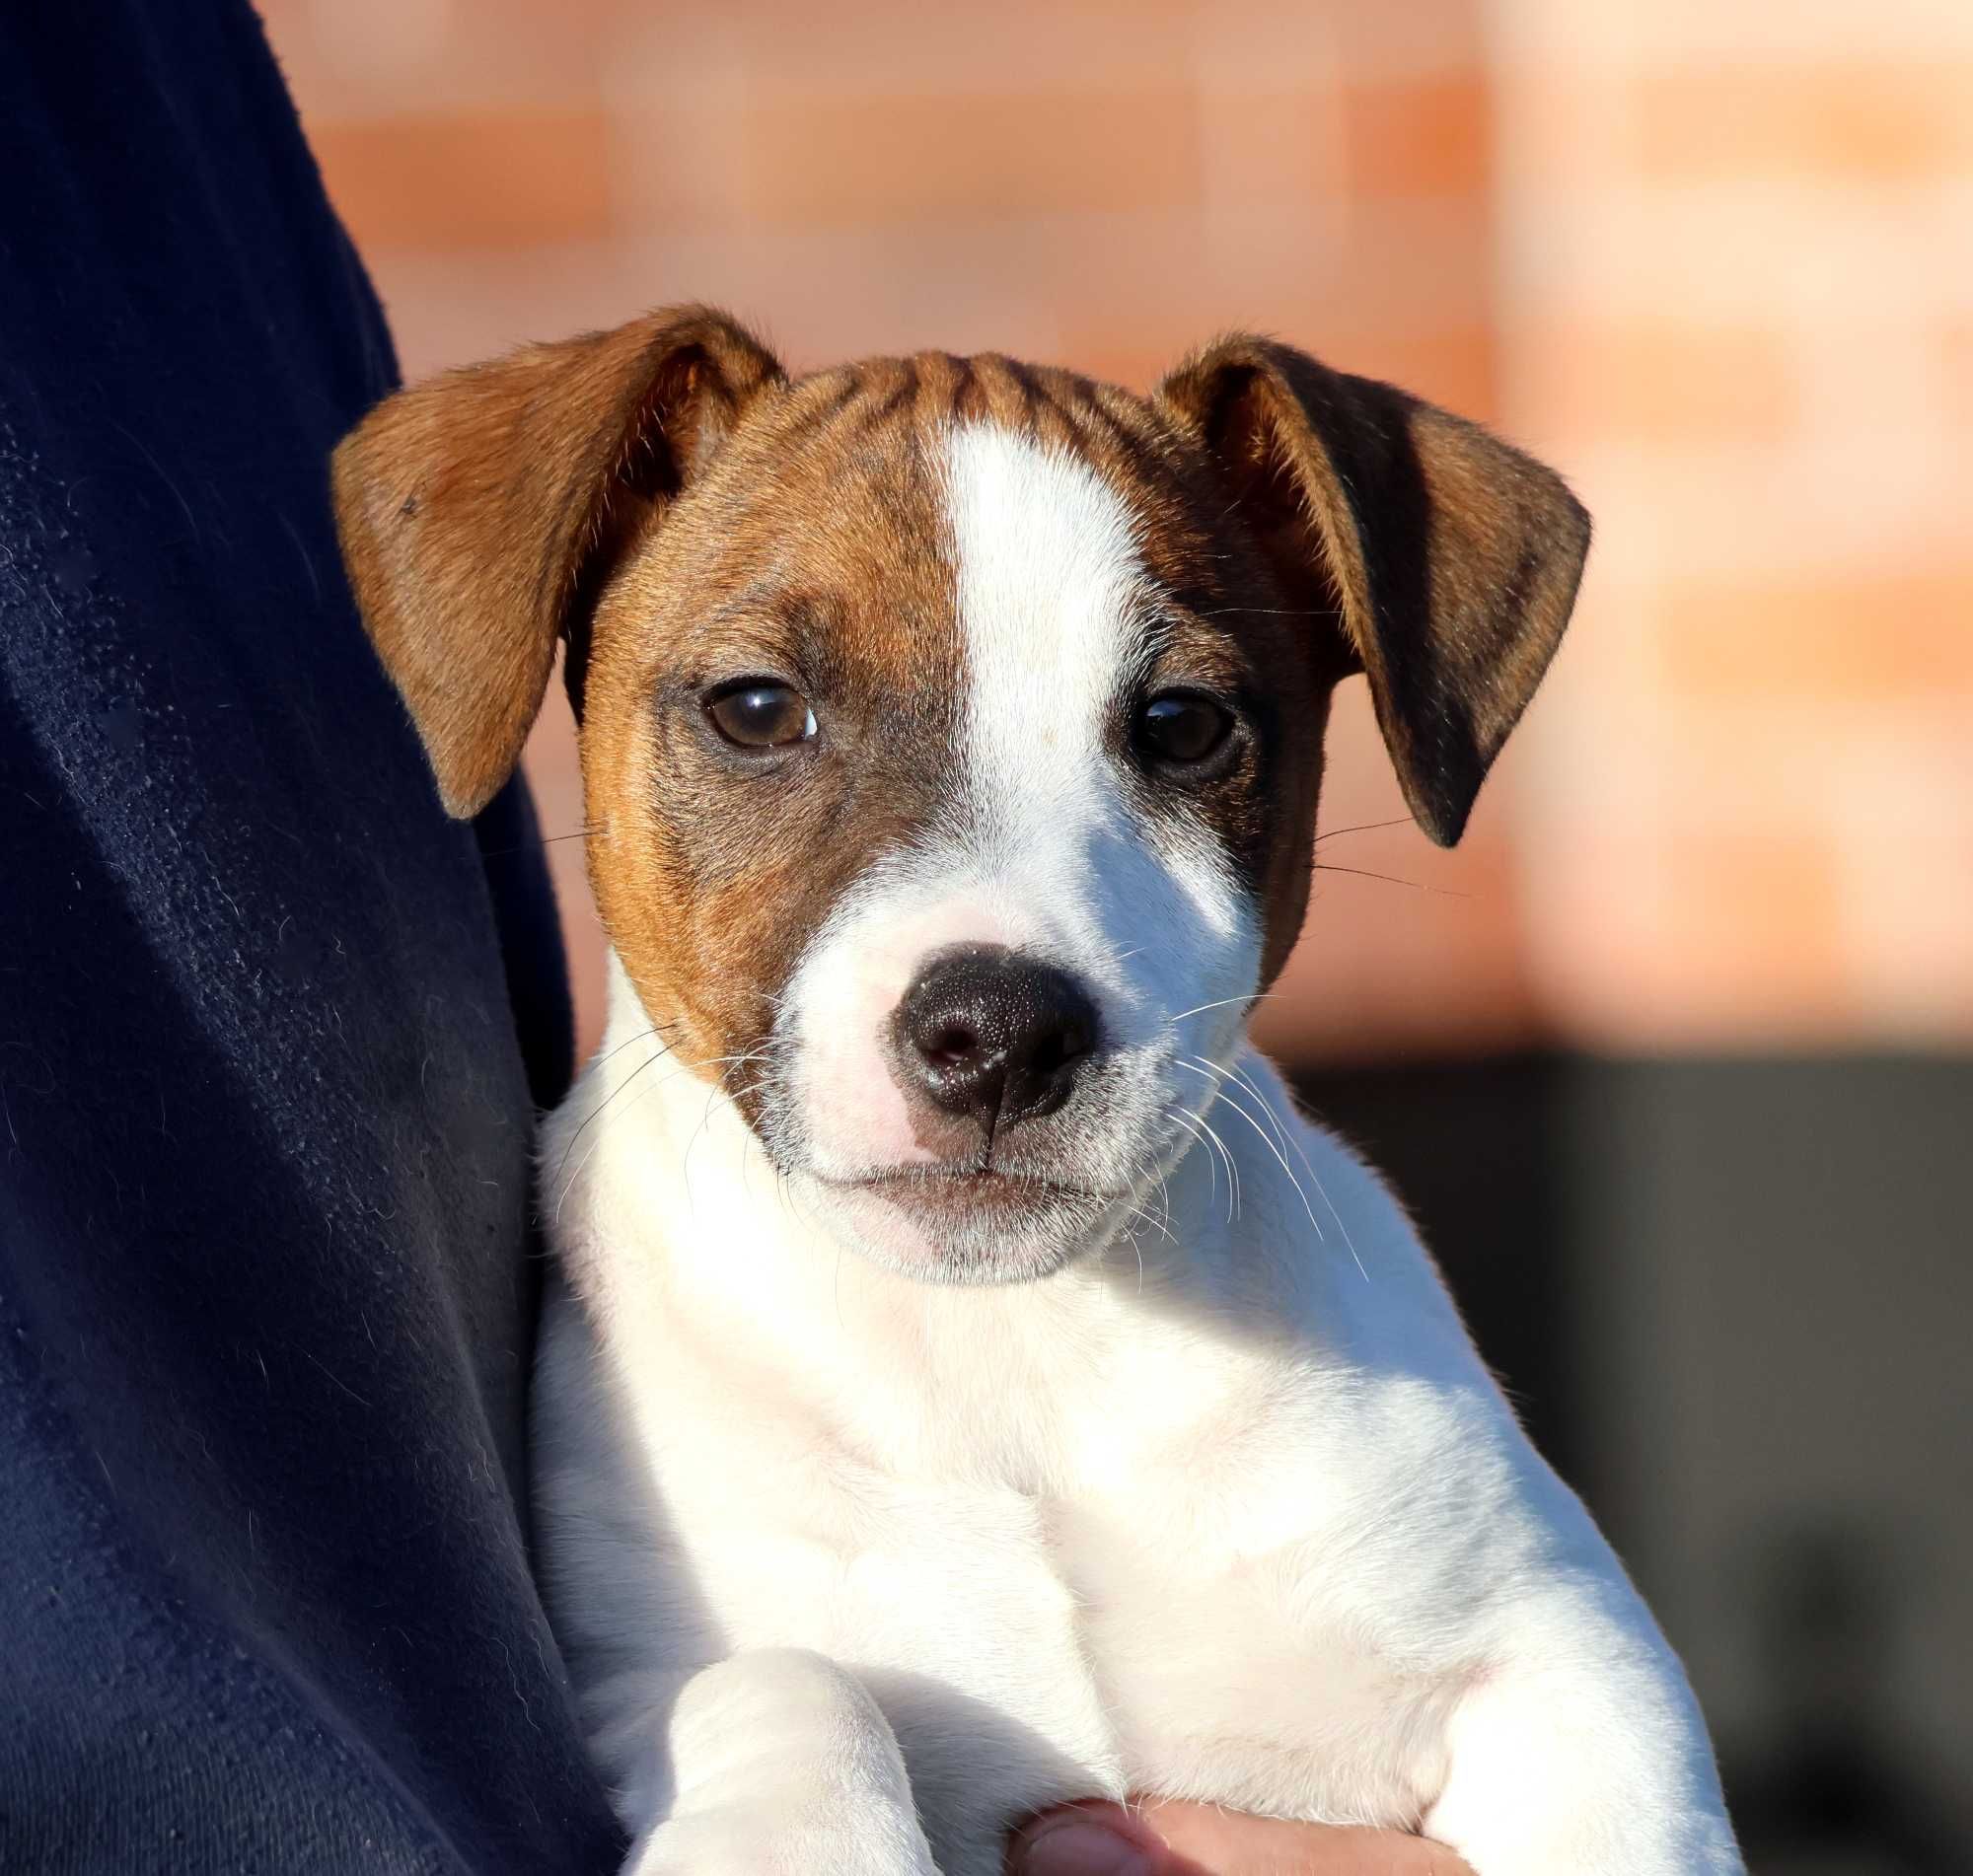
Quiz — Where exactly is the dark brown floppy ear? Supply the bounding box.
[331,305,785,818]
[1155,334,1589,847]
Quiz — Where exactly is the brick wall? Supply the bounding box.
[261,0,1973,1060]
[1492,0,1973,1048]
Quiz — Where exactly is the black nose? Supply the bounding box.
[892,945,1101,1135]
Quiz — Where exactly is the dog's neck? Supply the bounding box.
[543,956,1331,1479]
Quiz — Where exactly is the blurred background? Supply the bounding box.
[261,2,1971,1866]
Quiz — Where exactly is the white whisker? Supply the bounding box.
[1164,1103,1219,1209]
[1166,991,1278,1026]
[1177,1055,1369,1283]
[1173,1058,1345,1266]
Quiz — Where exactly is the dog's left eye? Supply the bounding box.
[1135,691,1232,767]
[704,681,818,750]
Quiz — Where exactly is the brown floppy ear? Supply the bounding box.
[331,305,785,818]
[1155,335,1589,847]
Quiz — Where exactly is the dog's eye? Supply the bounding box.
[704,681,817,750]
[1135,691,1232,767]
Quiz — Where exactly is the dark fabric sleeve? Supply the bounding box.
[0,4,624,1870]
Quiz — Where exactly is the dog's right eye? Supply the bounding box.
[703,681,818,750]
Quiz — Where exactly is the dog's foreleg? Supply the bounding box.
[618,1647,940,1876]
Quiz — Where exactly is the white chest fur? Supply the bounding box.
[533,983,1741,1876]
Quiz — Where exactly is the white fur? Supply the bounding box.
[532,421,1742,1875]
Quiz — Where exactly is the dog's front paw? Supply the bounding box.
[621,1648,941,1876]
[627,1801,938,1876]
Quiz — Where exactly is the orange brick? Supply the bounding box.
[1838,825,1973,1027]
[1321,324,1497,421]
[1654,572,1973,703]
[1340,73,1491,198]
[608,94,752,234]
[1941,318,1973,437]
[1635,65,1973,185]
[726,0,1200,101]
[1332,0,1483,80]
[1538,829,1860,1048]
[738,89,1203,225]
[310,109,610,251]
[1654,831,1854,1015]
[1197,87,1348,209]
[1520,319,1798,445]
[261,0,615,122]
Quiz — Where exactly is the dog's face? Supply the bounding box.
[334,311,1587,1282]
[578,371,1325,1280]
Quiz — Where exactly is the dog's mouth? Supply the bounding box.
[797,1160,1133,1283]
[816,1165,1118,1218]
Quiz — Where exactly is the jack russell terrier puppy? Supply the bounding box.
[333,309,1742,1876]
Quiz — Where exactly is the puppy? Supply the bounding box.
[334,309,1742,1876]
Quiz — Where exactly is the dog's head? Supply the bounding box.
[334,308,1586,1282]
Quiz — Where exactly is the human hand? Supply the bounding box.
[1008,1798,1476,1876]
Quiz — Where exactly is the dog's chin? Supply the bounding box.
[796,1168,1127,1286]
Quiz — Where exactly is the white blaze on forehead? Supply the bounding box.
[939,420,1244,950]
[942,422,1145,841]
